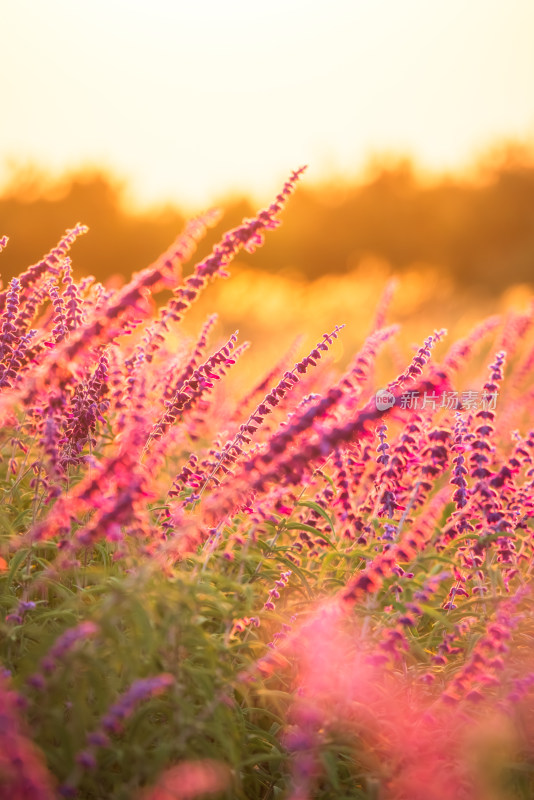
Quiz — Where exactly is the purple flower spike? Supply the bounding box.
[100,673,174,733]
[27,621,100,689]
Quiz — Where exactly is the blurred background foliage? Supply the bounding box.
[1,142,533,388]
[2,141,534,294]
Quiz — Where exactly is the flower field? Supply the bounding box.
[1,168,534,799]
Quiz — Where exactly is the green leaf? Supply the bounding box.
[240,750,284,767]
[419,603,455,629]
[297,500,336,534]
[321,749,341,790]
[5,548,29,587]
[285,521,338,551]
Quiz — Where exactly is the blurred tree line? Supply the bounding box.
[1,142,533,295]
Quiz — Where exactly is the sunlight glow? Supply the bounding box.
[2,0,534,208]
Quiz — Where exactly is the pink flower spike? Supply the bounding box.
[141,759,231,800]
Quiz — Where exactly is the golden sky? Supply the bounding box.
[2,0,534,209]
